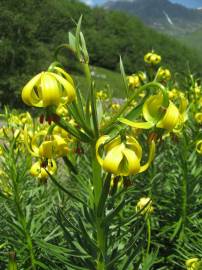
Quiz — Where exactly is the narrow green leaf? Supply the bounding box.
[103,198,133,225]
[63,156,78,174]
[69,32,76,51]
[47,171,87,206]
[80,32,89,63]
[97,173,111,217]
[57,118,91,142]
[170,218,182,241]
[120,56,129,97]
[107,225,145,268]
[77,217,97,256]
[90,82,99,137]
[75,16,83,60]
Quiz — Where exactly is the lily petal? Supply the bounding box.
[139,140,155,173]
[96,135,110,166]
[122,148,140,175]
[156,102,179,130]
[119,118,154,129]
[21,73,42,106]
[103,144,124,174]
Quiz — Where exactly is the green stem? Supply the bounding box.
[83,63,92,88]
[91,144,106,270]
[96,218,106,270]
[92,146,102,207]
[146,218,151,256]
[179,136,188,240]
[181,177,187,239]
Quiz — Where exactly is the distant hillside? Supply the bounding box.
[179,27,202,53]
[1,0,202,105]
[104,0,202,35]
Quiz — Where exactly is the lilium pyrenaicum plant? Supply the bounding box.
[96,135,155,176]
[22,66,76,107]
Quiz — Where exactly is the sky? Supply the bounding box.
[80,0,202,8]
[80,0,106,5]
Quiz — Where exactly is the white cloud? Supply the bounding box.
[80,0,94,6]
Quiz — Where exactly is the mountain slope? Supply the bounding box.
[104,0,202,35]
[1,0,202,105]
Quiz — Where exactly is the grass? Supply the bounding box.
[73,66,125,98]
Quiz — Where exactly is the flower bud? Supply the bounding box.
[195,113,202,124]
[144,52,161,65]
[186,258,200,270]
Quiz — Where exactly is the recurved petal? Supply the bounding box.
[24,126,40,157]
[53,135,68,156]
[41,72,61,107]
[21,73,42,106]
[196,140,202,154]
[30,161,41,177]
[143,94,163,123]
[126,136,142,160]
[104,136,121,152]
[122,148,140,175]
[51,73,76,104]
[119,118,154,129]
[103,144,124,174]
[53,67,75,86]
[139,140,155,173]
[39,141,55,159]
[31,130,47,157]
[156,102,179,130]
[47,159,57,175]
[96,135,110,166]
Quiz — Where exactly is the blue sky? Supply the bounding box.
[80,0,107,6]
[80,0,202,8]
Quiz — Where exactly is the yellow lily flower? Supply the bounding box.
[56,104,68,117]
[195,113,202,124]
[127,75,141,89]
[96,90,108,100]
[196,140,202,154]
[156,67,171,81]
[136,197,154,215]
[111,103,121,111]
[186,258,200,270]
[144,52,161,65]
[120,93,187,132]
[22,68,76,107]
[96,135,155,176]
[24,128,68,158]
[168,88,180,100]
[30,159,57,181]
[127,72,146,89]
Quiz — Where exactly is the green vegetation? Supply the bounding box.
[178,27,202,55]
[1,9,202,270]
[75,66,124,98]
[1,0,202,106]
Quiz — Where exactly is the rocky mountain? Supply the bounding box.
[104,0,202,35]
